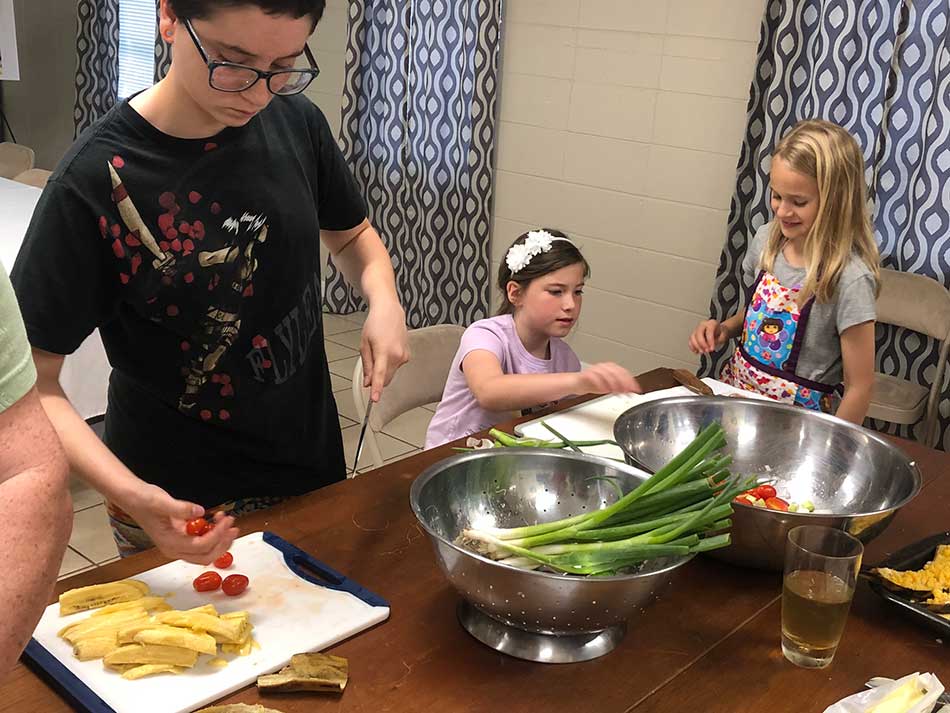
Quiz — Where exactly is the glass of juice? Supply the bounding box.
[781,525,863,669]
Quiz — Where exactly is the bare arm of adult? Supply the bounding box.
[462,349,641,413]
[688,313,745,354]
[0,387,71,675]
[322,219,410,402]
[835,321,876,425]
[32,349,237,565]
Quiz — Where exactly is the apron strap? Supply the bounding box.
[783,293,815,373]
[738,343,837,394]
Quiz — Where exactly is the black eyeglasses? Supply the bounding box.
[183,18,320,96]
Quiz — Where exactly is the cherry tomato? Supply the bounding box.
[193,571,222,592]
[213,552,233,569]
[221,574,249,596]
[186,518,211,536]
[748,484,777,500]
[765,496,790,512]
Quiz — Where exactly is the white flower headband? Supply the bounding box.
[505,229,575,274]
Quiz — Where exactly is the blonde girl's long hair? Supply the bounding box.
[761,119,881,304]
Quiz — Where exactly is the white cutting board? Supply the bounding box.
[27,531,389,713]
[514,378,769,460]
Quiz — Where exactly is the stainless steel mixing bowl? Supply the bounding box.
[614,395,922,571]
[409,448,694,663]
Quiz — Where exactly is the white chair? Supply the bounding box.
[0,142,35,179]
[867,268,950,446]
[13,168,52,189]
[350,324,464,473]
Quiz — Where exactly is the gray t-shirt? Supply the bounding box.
[740,223,876,386]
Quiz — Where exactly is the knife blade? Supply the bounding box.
[671,369,714,396]
[352,398,374,473]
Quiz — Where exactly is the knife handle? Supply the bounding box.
[671,369,713,396]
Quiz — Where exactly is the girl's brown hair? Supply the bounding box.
[496,229,590,315]
[762,119,881,304]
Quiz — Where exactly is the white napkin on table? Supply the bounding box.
[823,672,947,713]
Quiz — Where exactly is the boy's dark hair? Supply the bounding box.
[170,0,325,24]
[496,228,590,316]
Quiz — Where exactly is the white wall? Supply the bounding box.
[1,0,76,169]
[491,0,765,374]
[304,0,348,139]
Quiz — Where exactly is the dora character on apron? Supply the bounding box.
[723,270,836,412]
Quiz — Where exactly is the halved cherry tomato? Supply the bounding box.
[193,571,222,592]
[765,496,790,512]
[186,517,211,536]
[734,494,757,505]
[213,552,233,569]
[222,574,249,597]
[748,484,777,500]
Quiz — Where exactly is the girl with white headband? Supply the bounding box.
[425,228,640,448]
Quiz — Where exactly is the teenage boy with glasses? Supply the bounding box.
[12,0,409,564]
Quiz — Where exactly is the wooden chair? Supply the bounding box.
[350,324,464,473]
[867,268,950,446]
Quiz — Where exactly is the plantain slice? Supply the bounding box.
[133,626,218,656]
[156,610,248,644]
[256,652,348,693]
[91,597,170,617]
[104,643,199,668]
[59,580,150,615]
[121,664,187,680]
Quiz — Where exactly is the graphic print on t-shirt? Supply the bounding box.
[106,157,267,420]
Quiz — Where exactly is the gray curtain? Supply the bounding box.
[74,0,120,137]
[323,0,502,328]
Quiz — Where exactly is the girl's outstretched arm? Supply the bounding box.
[462,350,640,412]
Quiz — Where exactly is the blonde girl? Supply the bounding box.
[689,119,880,424]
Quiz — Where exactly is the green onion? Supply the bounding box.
[459,422,756,576]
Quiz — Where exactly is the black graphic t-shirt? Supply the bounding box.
[11,95,366,506]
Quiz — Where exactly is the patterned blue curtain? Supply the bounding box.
[323,0,502,328]
[74,0,120,137]
[703,0,950,447]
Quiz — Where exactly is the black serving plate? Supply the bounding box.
[865,531,950,638]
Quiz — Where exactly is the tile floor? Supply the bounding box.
[61,311,437,581]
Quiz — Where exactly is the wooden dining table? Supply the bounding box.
[4,368,948,713]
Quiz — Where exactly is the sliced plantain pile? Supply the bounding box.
[56,579,256,679]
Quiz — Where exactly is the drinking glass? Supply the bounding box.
[781,525,863,669]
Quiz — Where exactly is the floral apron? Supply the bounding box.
[722,270,837,412]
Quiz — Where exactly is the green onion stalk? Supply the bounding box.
[458,422,758,576]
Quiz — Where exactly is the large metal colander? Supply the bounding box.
[409,448,694,663]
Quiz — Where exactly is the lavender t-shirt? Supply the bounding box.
[424,314,581,448]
